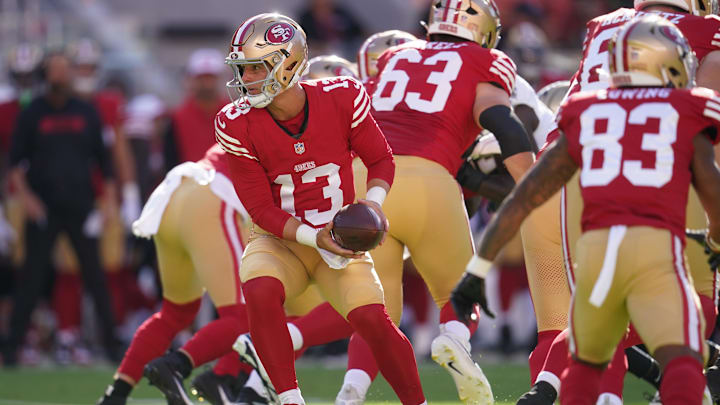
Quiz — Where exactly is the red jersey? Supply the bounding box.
[216,77,394,237]
[93,90,125,129]
[558,87,720,239]
[173,97,227,163]
[370,40,516,175]
[567,8,720,96]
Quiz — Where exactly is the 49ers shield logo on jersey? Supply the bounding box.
[294,141,305,155]
[266,23,295,45]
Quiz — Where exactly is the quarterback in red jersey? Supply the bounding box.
[340,1,534,404]
[453,15,720,405]
[215,13,425,405]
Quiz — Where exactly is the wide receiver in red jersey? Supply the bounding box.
[454,15,720,405]
[215,13,425,405]
[339,1,534,404]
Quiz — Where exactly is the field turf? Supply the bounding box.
[0,361,656,404]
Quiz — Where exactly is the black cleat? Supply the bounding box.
[707,365,720,404]
[235,386,269,405]
[144,354,194,405]
[190,368,250,404]
[516,381,557,405]
[96,393,127,405]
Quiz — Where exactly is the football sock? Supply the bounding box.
[117,299,200,382]
[659,355,704,405]
[442,320,471,343]
[537,328,570,388]
[529,329,561,384]
[213,351,253,377]
[181,303,249,367]
[243,277,298,393]
[290,302,354,349]
[440,301,479,335]
[278,388,305,405]
[347,304,425,405]
[52,272,82,330]
[342,368,372,396]
[625,345,661,389]
[105,378,133,398]
[246,370,266,396]
[559,358,602,405]
[347,332,380,380]
[598,344,627,398]
[699,294,717,338]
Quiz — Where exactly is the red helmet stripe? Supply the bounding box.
[233,15,263,50]
[442,0,452,21]
[453,0,463,23]
[622,19,640,73]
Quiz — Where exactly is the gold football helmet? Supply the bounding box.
[226,13,308,108]
[426,0,501,48]
[357,30,417,80]
[608,14,697,88]
[537,80,571,114]
[302,55,358,80]
[634,0,718,16]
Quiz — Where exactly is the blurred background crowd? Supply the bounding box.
[0,0,634,367]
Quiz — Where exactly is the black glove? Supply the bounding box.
[686,229,720,271]
[451,272,495,324]
[456,161,489,192]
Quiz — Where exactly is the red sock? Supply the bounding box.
[560,358,602,405]
[598,344,627,397]
[402,271,431,324]
[623,326,643,348]
[106,270,127,325]
[440,301,479,334]
[347,304,425,405]
[182,303,249,367]
[529,330,561,384]
[347,332,379,379]
[291,302,353,348]
[541,329,570,381]
[699,294,717,337]
[52,272,82,330]
[243,277,297,393]
[117,299,200,382]
[213,351,254,377]
[659,355,704,405]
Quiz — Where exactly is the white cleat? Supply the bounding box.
[431,333,494,405]
[703,385,713,405]
[335,383,366,405]
[233,334,279,404]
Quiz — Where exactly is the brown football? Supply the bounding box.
[331,203,385,252]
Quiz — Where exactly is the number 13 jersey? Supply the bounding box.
[558,87,720,240]
[216,77,395,238]
[371,40,517,175]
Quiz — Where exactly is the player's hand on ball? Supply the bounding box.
[451,273,495,324]
[317,221,365,259]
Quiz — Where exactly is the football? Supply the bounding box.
[331,203,386,252]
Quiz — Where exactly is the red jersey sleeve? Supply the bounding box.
[215,104,293,237]
[342,78,395,187]
[555,97,583,165]
[690,87,720,144]
[679,15,720,62]
[477,48,517,97]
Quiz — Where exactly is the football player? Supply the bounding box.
[215,13,426,405]
[506,1,720,403]
[453,14,720,404]
[339,1,534,404]
[302,55,358,80]
[357,29,418,93]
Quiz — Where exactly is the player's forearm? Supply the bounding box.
[691,135,720,243]
[503,152,534,182]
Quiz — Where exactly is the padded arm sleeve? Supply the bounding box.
[478,105,533,160]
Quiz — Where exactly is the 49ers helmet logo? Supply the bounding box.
[265,22,295,44]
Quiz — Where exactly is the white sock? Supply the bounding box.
[596,393,622,405]
[287,323,304,351]
[278,388,305,405]
[245,370,266,397]
[342,369,372,396]
[442,320,471,343]
[535,371,561,395]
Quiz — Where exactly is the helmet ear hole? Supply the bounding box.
[466,7,478,15]
[668,67,681,77]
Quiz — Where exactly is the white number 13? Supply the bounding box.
[273,163,343,226]
[579,102,678,188]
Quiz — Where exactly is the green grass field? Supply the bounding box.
[0,361,658,405]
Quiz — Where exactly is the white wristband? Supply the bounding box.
[365,186,387,206]
[296,224,319,248]
[466,255,493,278]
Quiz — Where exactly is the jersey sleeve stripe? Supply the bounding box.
[704,108,720,122]
[707,100,720,113]
[712,40,720,47]
[353,92,370,120]
[351,101,371,129]
[491,61,516,88]
[489,67,513,91]
[353,87,366,107]
[215,122,241,145]
[216,134,258,161]
[494,57,517,74]
[214,130,252,154]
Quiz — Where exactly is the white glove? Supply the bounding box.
[0,203,16,256]
[121,183,142,230]
[317,247,352,270]
[469,132,501,160]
